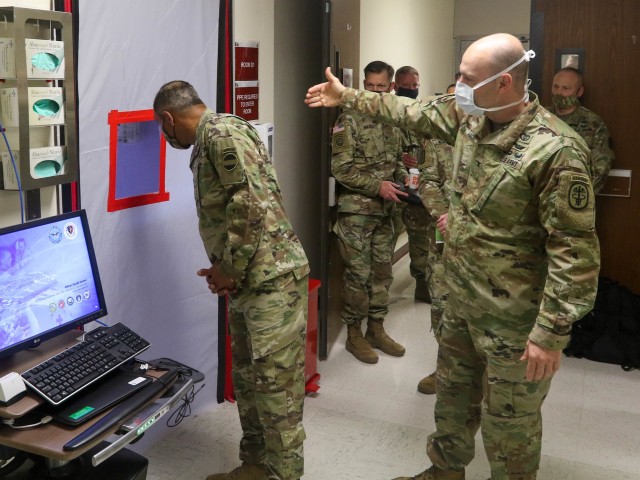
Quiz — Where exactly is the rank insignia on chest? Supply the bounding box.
[223,148,239,171]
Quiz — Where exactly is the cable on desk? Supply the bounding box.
[2,415,52,430]
[165,382,206,427]
[132,357,206,427]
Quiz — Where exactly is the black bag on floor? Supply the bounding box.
[564,276,640,371]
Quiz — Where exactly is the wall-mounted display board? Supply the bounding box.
[0,7,77,192]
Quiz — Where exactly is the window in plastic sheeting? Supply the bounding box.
[107,109,170,212]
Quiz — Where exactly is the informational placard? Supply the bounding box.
[598,169,632,197]
[234,41,259,121]
[235,41,258,82]
[234,81,259,121]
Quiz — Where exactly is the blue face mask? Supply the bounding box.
[455,50,536,116]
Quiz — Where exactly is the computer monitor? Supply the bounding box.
[0,210,107,360]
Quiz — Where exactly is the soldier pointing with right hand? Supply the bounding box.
[306,33,600,480]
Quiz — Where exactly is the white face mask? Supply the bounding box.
[455,50,536,116]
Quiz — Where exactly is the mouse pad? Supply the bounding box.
[51,370,152,426]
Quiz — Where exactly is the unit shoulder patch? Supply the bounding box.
[568,176,590,210]
[556,171,594,231]
[332,122,352,154]
[222,148,239,172]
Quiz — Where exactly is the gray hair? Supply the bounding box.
[153,80,204,113]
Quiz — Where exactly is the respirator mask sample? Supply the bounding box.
[455,50,536,116]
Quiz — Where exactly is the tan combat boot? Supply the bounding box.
[205,463,268,480]
[393,465,465,480]
[365,319,405,357]
[346,321,379,364]
[417,371,437,395]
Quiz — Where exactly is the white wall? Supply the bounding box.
[360,0,455,97]
[454,0,530,37]
[234,0,275,124]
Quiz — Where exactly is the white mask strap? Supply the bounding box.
[482,91,530,112]
[473,49,536,90]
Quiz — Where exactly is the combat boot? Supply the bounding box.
[365,319,405,357]
[393,465,465,480]
[205,463,268,480]
[414,278,431,303]
[417,371,436,395]
[346,321,379,364]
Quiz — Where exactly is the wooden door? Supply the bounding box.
[532,0,640,291]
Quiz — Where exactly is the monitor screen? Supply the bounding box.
[0,210,107,360]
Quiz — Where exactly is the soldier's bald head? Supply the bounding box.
[464,34,530,91]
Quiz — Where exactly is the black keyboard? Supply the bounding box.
[21,323,151,406]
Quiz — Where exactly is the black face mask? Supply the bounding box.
[396,87,419,99]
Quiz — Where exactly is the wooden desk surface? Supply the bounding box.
[0,331,82,420]
[0,330,167,461]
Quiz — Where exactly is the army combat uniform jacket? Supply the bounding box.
[548,104,614,193]
[190,109,309,290]
[190,109,308,477]
[419,138,454,220]
[331,109,406,215]
[342,91,600,351]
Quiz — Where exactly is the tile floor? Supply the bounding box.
[137,254,640,480]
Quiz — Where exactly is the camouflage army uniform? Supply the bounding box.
[394,129,433,289]
[548,104,614,193]
[331,109,405,326]
[342,90,600,479]
[190,109,309,480]
[418,138,454,337]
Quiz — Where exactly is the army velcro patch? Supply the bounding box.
[499,155,523,170]
[568,178,589,210]
[556,171,594,231]
[222,149,239,171]
[332,128,352,154]
[332,124,345,134]
[217,142,245,185]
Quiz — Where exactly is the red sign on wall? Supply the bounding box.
[235,41,259,82]
[234,41,259,121]
[235,83,259,121]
